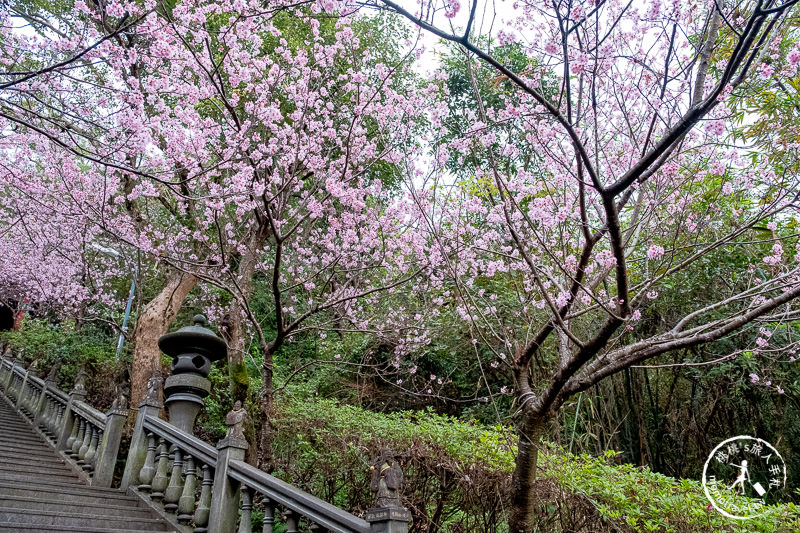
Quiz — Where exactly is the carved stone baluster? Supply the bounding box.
[309,523,328,533]
[260,497,274,533]
[40,398,51,430]
[46,400,56,432]
[237,486,253,533]
[137,433,157,491]
[70,418,85,459]
[54,404,65,434]
[29,387,38,414]
[151,439,170,502]
[46,402,54,434]
[193,464,212,533]
[284,509,299,533]
[65,412,79,451]
[177,455,197,523]
[54,403,63,429]
[163,447,184,512]
[51,402,61,432]
[82,426,99,471]
[77,420,92,464]
[47,402,56,434]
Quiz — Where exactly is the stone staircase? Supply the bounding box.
[0,400,175,532]
[0,319,412,533]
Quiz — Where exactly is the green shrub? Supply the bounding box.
[271,393,800,532]
[0,318,119,408]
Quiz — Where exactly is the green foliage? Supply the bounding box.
[273,391,512,532]
[194,363,233,442]
[271,388,800,532]
[543,447,799,532]
[0,318,119,407]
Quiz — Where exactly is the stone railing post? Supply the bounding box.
[367,508,412,533]
[120,371,163,490]
[14,366,29,412]
[91,405,129,487]
[34,365,59,429]
[366,449,411,533]
[56,368,88,450]
[207,404,249,533]
[2,357,16,395]
[2,356,10,392]
[0,357,11,397]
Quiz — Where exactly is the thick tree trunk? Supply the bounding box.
[226,227,269,403]
[226,303,250,402]
[130,271,198,408]
[257,341,276,471]
[508,412,548,533]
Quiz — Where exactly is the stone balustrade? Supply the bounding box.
[0,355,125,488]
[0,316,412,533]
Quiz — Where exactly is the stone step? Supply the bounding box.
[0,428,42,444]
[0,453,65,465]
[0,442,67,455]
[0,444,52,455]
[0,432,55,443]
[0,523,178,533]
[0,507,173,531]
[0,480,143,505]
[0,458,75,472]
[0,471,84,484]
[0,431,56,442]
[0,494,156,518]
[0,450,67,464]
[0,462,77,478]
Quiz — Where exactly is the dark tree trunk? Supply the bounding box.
[257,341,276,471]
[226,227,269,403]
[508,411,548,533]
[130,271,198,408]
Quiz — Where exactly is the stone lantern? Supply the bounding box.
[158,314,227,434]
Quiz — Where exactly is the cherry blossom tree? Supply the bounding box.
[367,0,800,530]
[1,0,434,463]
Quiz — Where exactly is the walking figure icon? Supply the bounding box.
[727,460,749,494]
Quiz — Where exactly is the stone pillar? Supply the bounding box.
[366,449,411,533]
[366,508,412,533]
[2,358,15,396]
[207,404,249,533]
[0,356,10,394]
[91,407,129,487]
[14,367,29,412]
[34,365,59,429]
[163,373,209,434]
[158,315,227,436]
[56,369,88,450]
[120,371,163,490]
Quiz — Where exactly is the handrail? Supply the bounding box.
[73,399,107,429]
[49,388,69,402]
[229,459,372,533]
[143,414,218,468]
[0,353,129,490]
[1,352,408,533]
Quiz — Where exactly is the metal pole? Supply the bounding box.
[115,266,137,361]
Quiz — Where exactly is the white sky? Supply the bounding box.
[387,0,521,75]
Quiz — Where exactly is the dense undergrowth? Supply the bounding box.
[194,373,800,533]
[3,322,798,532]
[0,319,119,407]
[267,396,799,533]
